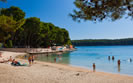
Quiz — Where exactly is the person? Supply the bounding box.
[117,60,121,72]
[0,59,8,63]
[118,59,121,66]
[28,56,32,66]
[24,55,27,59]
[108,56,110,61]
[11,59,21,66]
[93,63,96,72]
[31,55,35,64]
[46,53,49,57]
[8,56,13,62]
[11,59,27,66]
[0,52,2,57]
[54,57,56,63]
[112,56,114,60]
[130,58,132,62]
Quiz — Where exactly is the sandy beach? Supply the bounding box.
[0,51,133,83]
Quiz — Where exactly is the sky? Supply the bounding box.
[0,0,133,40]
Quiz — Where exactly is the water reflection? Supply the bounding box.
[29,52,71,64]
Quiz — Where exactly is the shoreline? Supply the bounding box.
[0,48,76,54]
[0,51,133,83]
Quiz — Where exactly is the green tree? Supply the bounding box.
[1,6,25,21]
[70,0,133,22]
[39,22,51,47]
[21,17,41,47]
[1,6,26,47]
[55,28,71,45]
[0,15,25,44]
[61,28,71,45]
[0,0,6,2]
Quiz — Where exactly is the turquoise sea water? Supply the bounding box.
[33,46,133,76]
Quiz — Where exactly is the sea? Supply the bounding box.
[31,46,133,76]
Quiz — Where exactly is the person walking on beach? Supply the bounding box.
[28,56,32,66]
[93,63,96,72]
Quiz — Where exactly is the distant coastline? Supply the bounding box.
[72,38,133,46]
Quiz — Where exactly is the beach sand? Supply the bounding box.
[0,51,133,83]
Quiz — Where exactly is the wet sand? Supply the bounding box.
[0,51,133,83]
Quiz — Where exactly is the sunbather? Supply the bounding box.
[0,59,9,63]
[0,52,2,57]
[11,59,27,66]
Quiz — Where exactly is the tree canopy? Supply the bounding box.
[1,6,25,21]
[0,15,25,42]
[0,0,7,2]
[70,0,133,22]
[0,6,71,48]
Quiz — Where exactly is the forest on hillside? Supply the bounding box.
[72,38,133,46]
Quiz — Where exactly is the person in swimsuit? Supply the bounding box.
[11,59,21,66]
[112,56,115,61]
[117,59,121,72]
[108,56,110,61]
[93,63,96,72]
[28,56,32,66]
[0,52,2,57]
[8,56,13,62]
[31,55,35,64]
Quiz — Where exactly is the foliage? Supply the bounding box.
[72,38,133,46]
[0,6,71,48]
[5,40,13,48]
[0,15,25,42]
[0,0,7,2]
[70,0,133,22]
[1,6,25,21]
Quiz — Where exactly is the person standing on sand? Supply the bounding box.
[28,56,32,66]
[32,55,35,64]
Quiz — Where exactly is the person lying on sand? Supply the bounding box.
[0,59,9,63]
[0,56,13,63]
[0,52,2,58]
[11,59,27,66]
